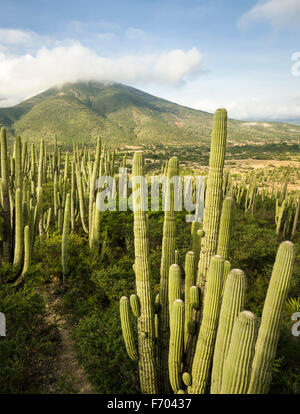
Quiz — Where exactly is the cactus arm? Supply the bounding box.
[120,296,139,361]
[210,269,246,394]
[247,241,296,394]
[220,311,257,394]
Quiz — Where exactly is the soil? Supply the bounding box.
[41,283,95,394]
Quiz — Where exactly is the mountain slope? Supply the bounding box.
[1,81,300,146]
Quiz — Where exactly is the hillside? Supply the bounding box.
[0,81,300,147]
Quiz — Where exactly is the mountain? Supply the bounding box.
[0,81,300,147]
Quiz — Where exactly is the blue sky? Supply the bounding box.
[0,0,300,121]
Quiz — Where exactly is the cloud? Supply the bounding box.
[125,27,147,40]
[0,29,35,45]
[192,97,300,121]
[0,42,204,107]
[96,32,116,41]
[238,0,300,29]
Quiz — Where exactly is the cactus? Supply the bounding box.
[91,192,101,257]
[291,196,299,240]
[0,127,11,262]
[159,156,179,392]
[276,198,286,236]
[197,109,227,292]
[13,188,24,269]
[89,138,101,247]
[182,372,192,387]
[210,269,246,394]
[189,255,224,394]
[120,296,138,361]
[168,299,184,393]
[14,136,23,190]
[62,193,71,282]
[247,241,296,394]
[130,294,140,318]
[216,196,233,260]
[184,252,196,350]
[220,311,257,394]
[75,158,88,233]
[168,264,181,321]
[190,286,200,310]
[131,151,157,393]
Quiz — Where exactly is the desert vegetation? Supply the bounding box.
[0,108,299,395]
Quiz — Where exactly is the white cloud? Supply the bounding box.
[125,27,147,40]
[190,97,300,121]
[96,32,116,41]
[238,0,300,29]
[0,28,35,45]
[0,42,204,106]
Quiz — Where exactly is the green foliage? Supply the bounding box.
[0,284,59,393]
[286,297,300,314]
[72,304,139,394]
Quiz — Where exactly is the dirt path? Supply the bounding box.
[42,284,95,394]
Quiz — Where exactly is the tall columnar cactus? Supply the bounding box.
[247,241,296,394]
[62,193,71,283]
[291,196,299,240]
[120,296,138,361]
[70,161,76,232]
[169,299,185,393]
[159,156,179,392]
[91,192,101,257]
[168,264,181,321]
[184,251,196,350]
[191,223,203,278]
[75,157,88,234]
[1,127,11,262]
[132,151,157,393]
[89,138,101,247]
[197,109,227,293]
[210,269,246,394]
[189,255,225,394]
[275,198,286,236]
[13,188,24,269]
[216,196,233,260]
[22,225,31,274]
[220,311,257,394]
[14,136,23,191]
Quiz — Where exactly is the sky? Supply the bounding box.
[0,0,300,122]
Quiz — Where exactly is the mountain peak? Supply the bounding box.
[0,82,300,147]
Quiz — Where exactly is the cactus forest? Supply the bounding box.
[0,107,299,395]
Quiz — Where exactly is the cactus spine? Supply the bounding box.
[247,241,296,394]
